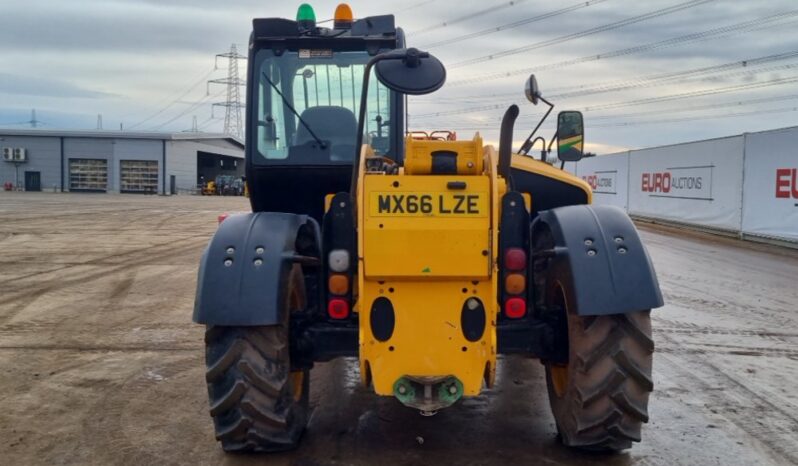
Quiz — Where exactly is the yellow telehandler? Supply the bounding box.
[194,2,662,454]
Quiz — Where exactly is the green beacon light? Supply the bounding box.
[296,3,316,30]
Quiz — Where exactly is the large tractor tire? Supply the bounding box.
[204,266,309,452]
[533,226,654,452]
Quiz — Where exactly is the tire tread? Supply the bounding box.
[547,311,654,452]
[204,326,307,453]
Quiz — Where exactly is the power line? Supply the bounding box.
[513,92,798,125]
[437,104,798,131]
[590,105,798,128]
[414,94,798,132]
[421,0,609,49]
[588,93,798,120]
[423,50,798,103]
[545,56,798,99]
[450,0,715,68]
[408,0,531,36]
[448,9,798,86]
[413,72,798,120]
[149,89,224,131]
[127,67,216,130]
[197,116,220,132]
[1,109,47,128]
[583,75,798,111]
[396,0,437,13]
[209,44,246,139]
[28,109,42,128]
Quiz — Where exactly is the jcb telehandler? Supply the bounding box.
[193,3,663,453]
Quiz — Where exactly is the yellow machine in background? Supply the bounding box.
[202,180,216,195]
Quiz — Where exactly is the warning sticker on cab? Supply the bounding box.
[369,192,488,217]
[298,49,333,58]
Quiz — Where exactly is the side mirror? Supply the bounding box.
[556,111,584,162]
[525,74,540,105]
[351,48,445,194]
[374,48,446,95]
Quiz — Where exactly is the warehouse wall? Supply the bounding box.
[571,126,798,245]
[167,140,243,193]
[0,136,61,191]
[166,141,196,193]
[2,134,243,195]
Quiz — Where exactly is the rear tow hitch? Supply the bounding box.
[393,375,464,414]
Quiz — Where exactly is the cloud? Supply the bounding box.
[0,0,796,147]
[0,73,114,99]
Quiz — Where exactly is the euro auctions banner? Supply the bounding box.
[628,136,745,231]
[742,127,798,242]
[573,152,629,211]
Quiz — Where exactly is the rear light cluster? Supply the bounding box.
[327,298,349,319]
[327,249,351,319]
[503,247,527,319]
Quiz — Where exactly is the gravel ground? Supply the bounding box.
[1,192,796,466]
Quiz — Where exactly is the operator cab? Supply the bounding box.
[246,4,405,221]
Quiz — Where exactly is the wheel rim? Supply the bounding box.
[550,364,569,398]
[550,283,570,398]
[288,266,306,403]
[290,371,304,401]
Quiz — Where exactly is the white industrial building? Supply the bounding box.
[0,129,244,194]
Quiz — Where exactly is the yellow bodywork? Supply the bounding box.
[511,154,593,204]
[353,135,589,399]
[356,135,501,396]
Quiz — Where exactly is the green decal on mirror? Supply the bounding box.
[557,111,585,162]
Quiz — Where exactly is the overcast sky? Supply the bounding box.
[1,0,797,153]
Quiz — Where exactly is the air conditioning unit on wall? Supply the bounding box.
[13,148,27,162]
[2,147,12,162]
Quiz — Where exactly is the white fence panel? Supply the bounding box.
[628,136,745,231]
[573,152,629,211]
[563,161,579,175]
[742,127,798,242]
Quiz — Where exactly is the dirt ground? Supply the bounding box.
[1,192,797,466]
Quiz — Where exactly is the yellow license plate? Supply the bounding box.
[369,192,488,217]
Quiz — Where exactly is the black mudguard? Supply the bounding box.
[532,205,663,316]
[193,212,320,326]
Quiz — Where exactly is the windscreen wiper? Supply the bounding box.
[261,71,327,149]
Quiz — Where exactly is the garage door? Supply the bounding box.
[120,160,159,194]
[69,159,108,192]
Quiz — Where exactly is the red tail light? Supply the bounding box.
[504,248,527,271]
[328,299,350,319]
[217,213,229,225]
[504,297,526,319]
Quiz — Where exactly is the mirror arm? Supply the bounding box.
[540,129,559,162]
[350,56,380,197]
[520,136,546,154]
[547,130,558,152]
[350,48,435,196]
[350,48,438,196]
[519,96,554,156]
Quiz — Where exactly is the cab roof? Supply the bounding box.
[251,15,400,52]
